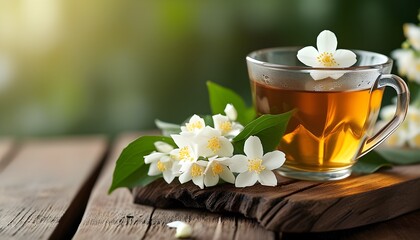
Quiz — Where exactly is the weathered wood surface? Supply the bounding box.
[133,164,420,232]
[74,133,277,240]
[0,136,107,239]
[1,133,420,239]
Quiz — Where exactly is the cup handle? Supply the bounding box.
[358,74,410,158]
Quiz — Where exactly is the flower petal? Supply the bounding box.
[258,170,278,186]
[204,173,219,187]
[179,171,192,184]
[148,162,161,176]
[297,46,320,67]
[219,165,235,184]
[228,155,248,173]
[309,71,333,81]
[163,171,176,184]
[167,221,185,228]
[218,137,234,157]
[333,49,357,67]
[154,141,174,153]
[317,30,337,53]
[171,134,192,148]
[235,171,258,187]
[192,175,204,189]
[144,152,162,164]
[244,136,264,159]
[262,151,286,170]
[224,103,238,121]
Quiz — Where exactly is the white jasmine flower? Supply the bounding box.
[212,114,243,138]
[382,125,408,148]
[179,160,208,189]
[392,49,415,77]
[180,114,205,134]
[404,23,420,51]
[229,136,285,187]
[144,141,180,183]
[203,157,235,187]
[224,103,238,121]
[146,157,181,183]
[297,30,357,80]
[195,126,234,157]
[167,221,193,239]
[170,144,199,163]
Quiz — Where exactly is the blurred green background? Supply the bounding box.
[0,0,419,136]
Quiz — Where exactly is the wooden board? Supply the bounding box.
[133,164,420,233]
[0,136,107,239]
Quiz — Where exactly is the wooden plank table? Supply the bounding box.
[0,133,419,239]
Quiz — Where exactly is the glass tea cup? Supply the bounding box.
[246,47,409,181]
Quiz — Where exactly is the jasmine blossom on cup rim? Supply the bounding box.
[297,30,357,80]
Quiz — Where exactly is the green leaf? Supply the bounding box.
[108,136,175,194]
[375,147,420,165]
[155,119,181,136]
[207,81,255,125]
[352,151,393,174]
[232,112,294,154]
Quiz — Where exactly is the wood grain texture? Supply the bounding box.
[133,164,420,232]
[0,136,107,239]
[283,209,420,240]
[73,133,155,240]
[75,133,277,240]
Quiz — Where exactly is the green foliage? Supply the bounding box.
[207,81,255,125]
[353,147,420,174]
[376,148,420,165]
[352,151,393,174]
[232,112,294,154]
[108,136,175,193]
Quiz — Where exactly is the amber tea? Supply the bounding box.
[252,80,384,172]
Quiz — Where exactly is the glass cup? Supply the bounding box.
[246,47,409,181]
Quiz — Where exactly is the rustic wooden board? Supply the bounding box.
[0,136,107,239]
[283,208,420,240]
[0,139,16,172]
[74,133,277,240]
[133,164,420,233]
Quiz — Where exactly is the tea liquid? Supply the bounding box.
[252,80,384,172]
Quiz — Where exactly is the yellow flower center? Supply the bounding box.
[220,121,232,134]
[207,137,221,153]
[179,146,193,161]
[248,158,265,174]
[157,160,166,172]
[416,63,420,71]
[317,52,337,67]
[186,121,204,132]
[211,162,224,176]
[191,164,203,177]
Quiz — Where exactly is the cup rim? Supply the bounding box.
[246,47,393,71]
